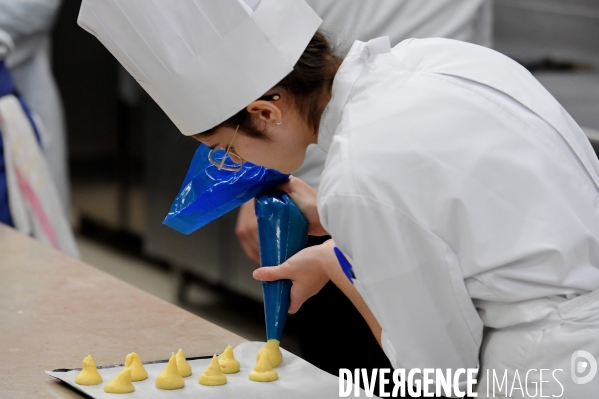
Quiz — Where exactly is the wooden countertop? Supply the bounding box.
[0,224,245,398]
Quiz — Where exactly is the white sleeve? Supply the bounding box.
[0,0,62,40]
[320,193,483,376]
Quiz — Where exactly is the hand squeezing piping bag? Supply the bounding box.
[162,144,289,234]
[255,192,308,342]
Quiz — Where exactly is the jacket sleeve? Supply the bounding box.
[320,192,483,389]
[0,0,62,41]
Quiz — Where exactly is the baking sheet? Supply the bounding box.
[47,341,348,398]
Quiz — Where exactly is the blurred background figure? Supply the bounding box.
[0,0,70,215]
[0,22,77,257]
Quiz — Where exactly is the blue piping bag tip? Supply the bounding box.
[334,247,354,284]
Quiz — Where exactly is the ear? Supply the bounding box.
[246,100,282,125]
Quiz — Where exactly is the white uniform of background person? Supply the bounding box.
[295,0,492,191]
[318,36,599,397]
[0,0,69,214]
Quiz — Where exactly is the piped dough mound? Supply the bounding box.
[74,355,103,386]
[124,352,148,382]
[199,355,227,386]
[104,367,135,394]
[176,349,192,377]
[249,351,278,382]
[218,345,240,374]
[256,339,282,368]
[155,353,185,390]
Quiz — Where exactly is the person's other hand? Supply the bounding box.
[252,240,336,313]
[235,199,260,264]
[277,176,327,236]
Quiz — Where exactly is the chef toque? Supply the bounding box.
[78,0,322,135]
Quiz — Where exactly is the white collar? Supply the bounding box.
[317,36,391,152]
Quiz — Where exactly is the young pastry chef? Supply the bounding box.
[78,0,599,397]
[233,0,492,382]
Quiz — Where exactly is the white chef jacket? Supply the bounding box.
[0,0,69,215]
[317,37,599,397]
[294,0,492,190]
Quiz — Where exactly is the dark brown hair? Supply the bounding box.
[200,30,341,139]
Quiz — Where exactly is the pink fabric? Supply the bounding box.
[14,165,60,250]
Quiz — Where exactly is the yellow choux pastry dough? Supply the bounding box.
[74,355,103,386]
[124,352,148,382]
[155,353,185,390]
[218,345,240,374]
[175,349,192,377]
[104,367,135,394]
[249,351,278,382]
[198,355,227,386]
[256,339,282,368]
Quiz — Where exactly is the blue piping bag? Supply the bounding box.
[255,192,308,342]
[163,144,288,234]
[162,144,306,341]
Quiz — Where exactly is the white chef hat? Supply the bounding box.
[78,0,322,136]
